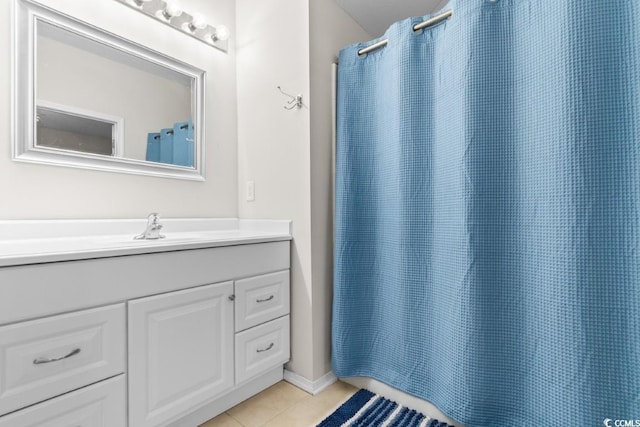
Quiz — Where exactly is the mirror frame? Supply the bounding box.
[13,0,206,181]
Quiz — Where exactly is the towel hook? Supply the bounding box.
[277,86,303,110]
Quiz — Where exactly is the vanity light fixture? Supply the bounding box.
[160,1,182,20]
[187,13,207,32]
[211,25,229,42]
[116,0,229,52]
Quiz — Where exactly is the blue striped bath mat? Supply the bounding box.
[317,389,454,427]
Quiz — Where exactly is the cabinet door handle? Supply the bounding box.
[33,348,81,365]
[256,295,274,303]
[256,342,274,353]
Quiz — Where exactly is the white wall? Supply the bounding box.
[308,0,371,380]
[236,0,314,379]
[236,0,370,382]
[0,0,237,219]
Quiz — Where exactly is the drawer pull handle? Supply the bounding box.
[256,295,274,303]
[33,348,81,365]
[257,343,274,353]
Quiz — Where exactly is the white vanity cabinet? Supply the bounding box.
[0,236,291,427]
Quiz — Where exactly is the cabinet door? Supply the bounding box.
[128,282,234,427]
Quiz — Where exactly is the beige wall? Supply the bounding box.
[236,0,369,382]
[0,0,237,219]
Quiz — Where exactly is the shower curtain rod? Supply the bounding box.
[357,9,453,56]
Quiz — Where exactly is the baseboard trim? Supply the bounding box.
[284,369,337,395]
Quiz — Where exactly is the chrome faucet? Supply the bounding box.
[134,213,165,240]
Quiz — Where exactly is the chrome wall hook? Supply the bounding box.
[277,86,303,110]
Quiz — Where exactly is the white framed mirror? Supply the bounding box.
[13,0,206,180]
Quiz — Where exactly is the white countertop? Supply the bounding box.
[0,218,292,267]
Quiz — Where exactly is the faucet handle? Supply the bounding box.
[148,212,160,224]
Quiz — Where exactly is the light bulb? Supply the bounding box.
[211,25,229,42]
[188,13,207,32]
[161,1,183,20]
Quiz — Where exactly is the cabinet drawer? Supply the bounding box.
[0,375,126,427]
[0,304,125,416]
[235,271,289,332]
[235,315,290,384]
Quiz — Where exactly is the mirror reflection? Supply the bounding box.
[14,0,205,180]
[36,20,195,167]
[36,103,117,156]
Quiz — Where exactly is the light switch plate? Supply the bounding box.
[246,181,255,201]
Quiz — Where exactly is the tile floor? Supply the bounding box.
[199,380,358,427]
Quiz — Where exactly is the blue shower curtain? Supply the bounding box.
[333,1,640,426]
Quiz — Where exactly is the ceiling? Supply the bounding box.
[336,0,449,37]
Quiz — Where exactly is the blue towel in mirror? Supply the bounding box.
[159,128,173,164]
[145,132,161,162]
[172,119,194,167]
